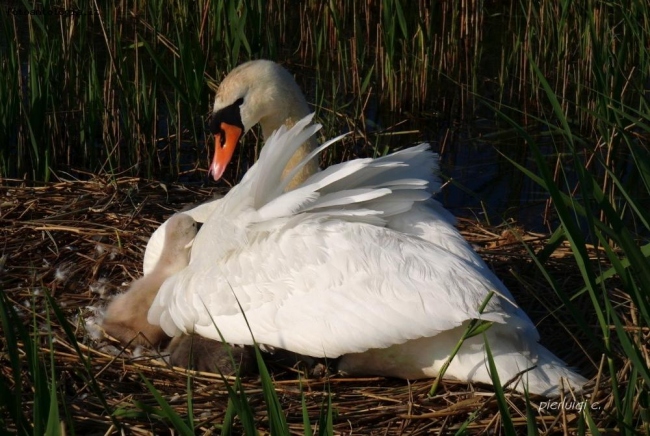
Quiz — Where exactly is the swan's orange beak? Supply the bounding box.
[209,122,243,181]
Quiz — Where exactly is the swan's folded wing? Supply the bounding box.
[256,148,439,224]
[149,217,537,358]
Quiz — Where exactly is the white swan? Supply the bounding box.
[145,60,587,396]
[102,213,197,347]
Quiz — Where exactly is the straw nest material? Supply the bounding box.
[0,175,642,434]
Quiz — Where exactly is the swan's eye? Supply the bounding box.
[210,99,245,135]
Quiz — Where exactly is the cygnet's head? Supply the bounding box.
[156,213,197,273]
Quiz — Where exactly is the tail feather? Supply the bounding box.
[507,344,588,397]
[464,327,587,397]
[338,325,587,397]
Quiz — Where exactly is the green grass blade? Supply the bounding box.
[483,336,517,436]
[220,398,236,436]
[31,295,49,435]
[43,292,121,430]
[317,391,333,436]
[45,307,62,436]
[535,226,567,265]
[254,346,290,435]
[429,291,495,396]
[604,297,650,387]
[45,365,61,435]
[393,0,408,39]
[172,334,257,435]
[583,405,602,436]
[223,377,258,435]
[205,289,290,435]
[0,288,32,433]
[185,373,195,433]
[138,372,194,435]
[524,389,539,436]
[301,378,314,436]
[454,407,483,435]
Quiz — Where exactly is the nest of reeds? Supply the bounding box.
[0,175,644,434]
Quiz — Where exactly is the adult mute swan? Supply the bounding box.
[145,60,586,396]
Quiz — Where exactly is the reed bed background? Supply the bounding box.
[1,0,650,434]
[2,0,648,185]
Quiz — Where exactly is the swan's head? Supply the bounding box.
[208,60,310,181]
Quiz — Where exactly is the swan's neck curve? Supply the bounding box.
[258,92,319,190]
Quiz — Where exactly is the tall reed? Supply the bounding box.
[5,0,645,183]
[481,54,650,433]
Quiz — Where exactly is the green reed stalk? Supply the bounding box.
[0,289,33,433]
[4,0,647,183]
[485,45,650,430]
[0,10,20,178]
[429,291,495,397]
[483,337,517,436]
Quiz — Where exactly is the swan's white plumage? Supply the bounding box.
[159,220,520,352]
[147,114,587,396]
[143,60,587,396]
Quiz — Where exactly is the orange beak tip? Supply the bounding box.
[209,137,225,181]
[209,123,242,182]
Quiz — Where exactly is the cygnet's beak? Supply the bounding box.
[184,238,195,250]
[209,122,243,181]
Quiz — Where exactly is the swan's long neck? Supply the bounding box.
[258,91,319,190]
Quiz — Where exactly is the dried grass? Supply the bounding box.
[0,176,638,434]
